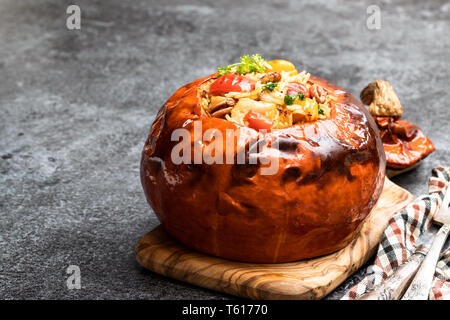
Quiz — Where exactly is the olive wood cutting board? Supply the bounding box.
[136,177,414,300]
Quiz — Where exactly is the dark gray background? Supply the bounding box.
[1,0,449,299]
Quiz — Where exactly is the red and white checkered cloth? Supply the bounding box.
[342,166,450,300]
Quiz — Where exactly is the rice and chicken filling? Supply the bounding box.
[199,55,333,130]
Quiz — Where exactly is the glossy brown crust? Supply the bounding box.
[140,73,386,263]
[375,117,435,169]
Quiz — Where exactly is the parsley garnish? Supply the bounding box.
[217,54,271,76]
[318,105,325,115]
[298,92,305,101]
[284,94,297,105]
[218,65,236,76]
[262,82,278,91]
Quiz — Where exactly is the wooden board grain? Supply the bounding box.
[136,178,414,300]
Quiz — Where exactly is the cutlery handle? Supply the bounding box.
[356,252,425,300]
[402,225,450,300]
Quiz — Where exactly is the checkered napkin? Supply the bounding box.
[342,166,450,300]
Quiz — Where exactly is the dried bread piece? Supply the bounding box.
[360,80,403,118]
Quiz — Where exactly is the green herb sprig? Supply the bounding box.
[318,105,325,115]
[218,54,271,76]
[262,82,278,91]
[284,90,308,105]
[284,94,297,105]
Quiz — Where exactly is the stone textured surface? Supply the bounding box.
[0,0,449,300]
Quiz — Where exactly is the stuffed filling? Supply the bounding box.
[199,55,334,130]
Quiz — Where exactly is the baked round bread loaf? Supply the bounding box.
[141,59,385,263]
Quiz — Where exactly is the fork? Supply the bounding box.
[402,184,450,300]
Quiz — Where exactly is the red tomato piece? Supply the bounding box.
[209,74,256,96]
[244,111,273,131]
[286,82,310,97]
